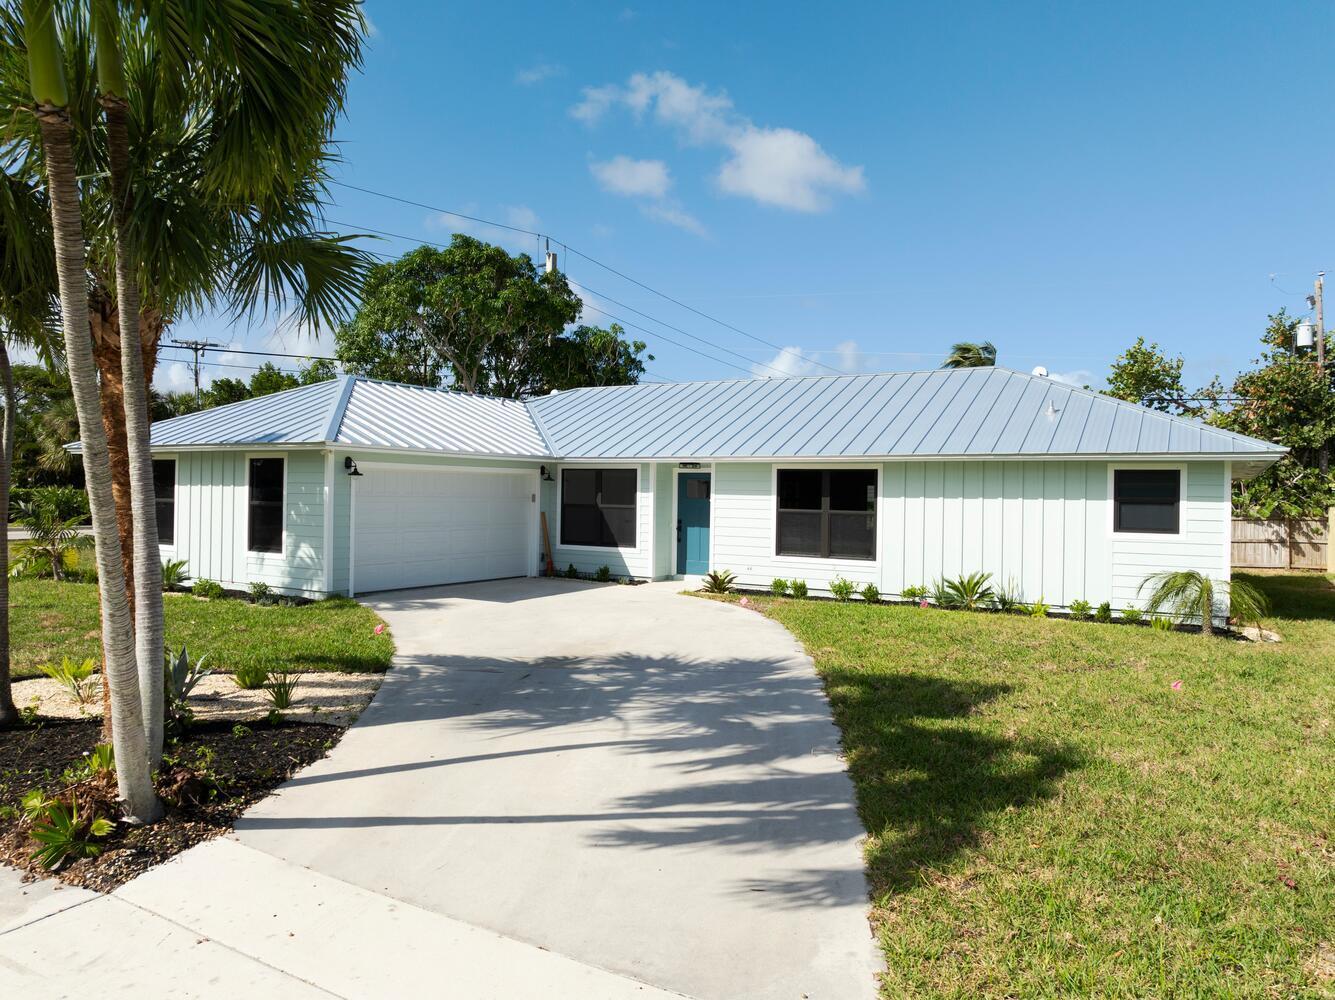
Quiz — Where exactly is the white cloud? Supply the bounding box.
[515,62,563,86]
[641,202,706,236]
[590,156,672,198]
[154,360,199,393]
[1048,368,1094,387]
[504,204,540,230]
[571,70,865,213]
[750,340,874,379]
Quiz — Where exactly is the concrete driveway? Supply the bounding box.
[1,579,878,999]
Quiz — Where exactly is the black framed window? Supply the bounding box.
[560,468,637,548]
[776,468,877,559]
[153,459,176,546]
[247,457,284,553]
[1113,469,1180,534]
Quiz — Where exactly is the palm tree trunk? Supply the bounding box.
[0,339,16,726]
[34,104,160,822]
[102,94,165,763]
[91,293,127,736]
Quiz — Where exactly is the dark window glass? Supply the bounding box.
[686,479,710,500]
[248,457,284,553]
[560,469,638,547]
[1113,469,1179,534]
[776,469,877,559]
[153,459,176,546]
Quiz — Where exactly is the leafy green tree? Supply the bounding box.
[942,341,996,369]
[542,324,652,391]
[1106,337,1195,414]
[341,239,581,396]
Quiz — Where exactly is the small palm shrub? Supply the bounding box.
[939,572,994,610]
[1028,598,1050,618]
[700,569,736,594]
[29,801,114,870]
[1150,614,1176,631]
[232,662,270,690]
[1094,601,1113,624]
[829,577,855,601]
[9,498,93,580]
[161,559,190,590]
[1068,599,1092,621]
[39,656,98,707]
[900,584,928,602]
[264,671,302,710]
[1139,570,1269,636]
[1120,606,1144,625]
[594,565,612,583]
[860,583,881,603]
[192,578,224,599]
[790,579,808,599]
[770,577,790,597]
[78,743,116,779]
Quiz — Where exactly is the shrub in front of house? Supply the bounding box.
[1027,598,1051,618]
[829,577,855,601]
[701,569,736,594]
[790,579,808,599]
[770,577,790,597]
[1094,601,1113,623]
[192,578,224,599]
[565,563,580,579]
[938,572,994,610]
[1068,599,1092,621]
[1120,606,1144,625]
[861,583,881,603]
[594,565,612,583]
[900,584,927,602]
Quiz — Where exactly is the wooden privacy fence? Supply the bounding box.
[1231,511,1333,570]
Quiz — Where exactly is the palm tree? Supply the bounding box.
[9,496,92,579]
[1138,570,1270,637]
[942,341,998,369]
[19,0,159,821]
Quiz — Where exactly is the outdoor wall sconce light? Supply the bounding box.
[540,465,555,482]
[344,457,363,477]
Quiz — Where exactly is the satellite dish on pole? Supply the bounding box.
[1031,365,1049,378]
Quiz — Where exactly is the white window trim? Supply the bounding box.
[1107,462,1188,541]
[555,463,642,553]
[771,463,882,564]
[244,452,287,558]
[154,453,179,552]
[670,464,714,576]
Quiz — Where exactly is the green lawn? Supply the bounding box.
[732,573,1334,998]
[10,579,394,680]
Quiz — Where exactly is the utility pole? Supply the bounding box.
[169,338,223,407]
[1316,271,1325,376]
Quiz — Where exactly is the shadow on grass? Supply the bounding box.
[823,668,1084,897]
[1237,572,1335,623]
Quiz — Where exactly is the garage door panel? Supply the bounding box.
[353,467,533,592]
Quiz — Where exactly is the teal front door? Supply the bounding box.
[676,473,711,575]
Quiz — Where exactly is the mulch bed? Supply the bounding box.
[0,717,343,892]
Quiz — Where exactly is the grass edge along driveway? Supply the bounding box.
[11,579,394,680]
[712,573,1334,998]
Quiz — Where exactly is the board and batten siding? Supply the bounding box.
[708,459,1231,612]
[539,462,655,579]
[166,449,327,597]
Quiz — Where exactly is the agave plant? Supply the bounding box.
[1138,571,1269,637]
[939,572,995,610]
[700,569,736,594]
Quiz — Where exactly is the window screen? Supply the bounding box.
[560,469,637,547]
[152,459,176,546]
[1113,469,1180,534]
[776,469,876,559]
[248,457,284,553]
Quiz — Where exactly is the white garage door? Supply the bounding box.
[352,466,534,593]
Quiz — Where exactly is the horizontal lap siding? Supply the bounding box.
[1110,462,1230,616]
[880,460,1110,608]
[712,463,880,595]
[540,463,654,579]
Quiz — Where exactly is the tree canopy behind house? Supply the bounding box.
[335,239,651,397]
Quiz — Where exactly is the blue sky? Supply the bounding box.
[158,0,1334,396]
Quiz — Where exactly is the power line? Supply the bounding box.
[328,180,846,374]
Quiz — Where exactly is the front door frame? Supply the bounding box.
[671,465,713,577]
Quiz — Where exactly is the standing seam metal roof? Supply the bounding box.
[142,369,1286,467]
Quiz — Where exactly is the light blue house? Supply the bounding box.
[144,368,1284,615]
